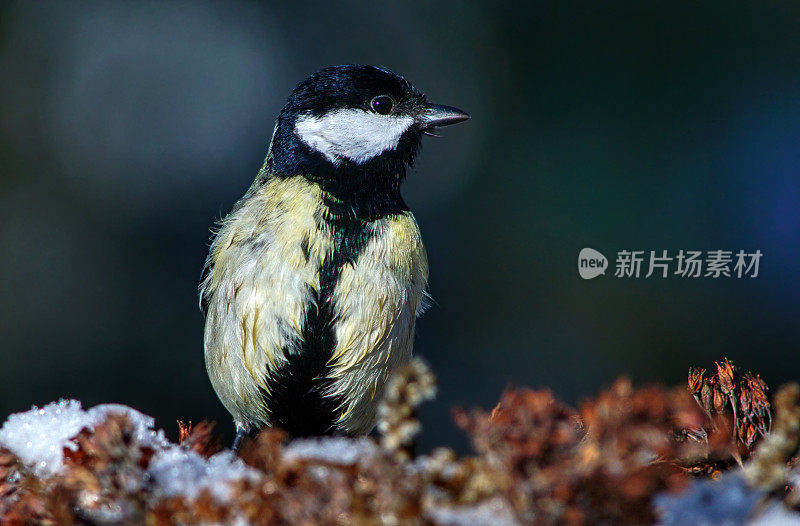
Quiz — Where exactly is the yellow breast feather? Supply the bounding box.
[203,176,334,421]
[327,212,428,378]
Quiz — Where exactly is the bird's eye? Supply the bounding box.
[370,95,393,115]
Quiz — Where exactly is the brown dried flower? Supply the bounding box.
[686,358,771,452]
[688,368,705,395]
[716,358,736,395]
[177,420,192,444]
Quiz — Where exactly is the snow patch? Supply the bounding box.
[0,399,167,477]
[427,497,520,526]
[148,449,261,502]
[0,399,261,505]
[749,503,800,525]
[655,474,762,525]
[282,436,376,465]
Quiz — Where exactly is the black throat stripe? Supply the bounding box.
[260,176,409,436]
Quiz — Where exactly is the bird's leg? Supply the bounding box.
[232,423,249,452]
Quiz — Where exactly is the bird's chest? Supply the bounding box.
[218,178,428,341]
[205,177,428,434]
[321,211,429,433]
[259,196,428,324]
[304,204,430,342]
[264,188,429,434]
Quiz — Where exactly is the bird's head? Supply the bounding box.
[266,65,469,194]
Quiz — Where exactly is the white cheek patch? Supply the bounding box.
[294,109,415,165]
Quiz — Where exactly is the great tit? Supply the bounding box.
[200,65,468,447]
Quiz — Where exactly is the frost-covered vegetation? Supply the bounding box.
[1,359,800,525]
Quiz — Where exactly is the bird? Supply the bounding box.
[200,65,468,449]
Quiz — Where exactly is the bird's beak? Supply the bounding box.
[417,104,470,134]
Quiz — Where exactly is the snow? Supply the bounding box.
[0,399,167,477]
[0,400,87,477]
[0,399,265,504]
[87,403,170,449]
[427,497,521,526]
[0,399,264,505]
[749,503,800,525]
[282,436,377,465]
[655,474,762,526]
[148,448,261,502]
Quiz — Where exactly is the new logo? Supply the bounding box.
[578,248,608,280]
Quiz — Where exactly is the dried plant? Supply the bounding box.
[1,357,796,525]
[377,358,437,460]
[176,420,192,444]
[454,381,704,524]
[687,358,771,450]
[179,421,222,459]
[744,383,800,494]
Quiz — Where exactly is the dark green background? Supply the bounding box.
[1,1,797,451]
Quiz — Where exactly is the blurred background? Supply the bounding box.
[1,1,798,452]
